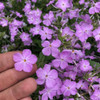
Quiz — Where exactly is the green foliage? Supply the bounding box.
[89,60,100,70]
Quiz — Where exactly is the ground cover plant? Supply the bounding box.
[0,0,100,100]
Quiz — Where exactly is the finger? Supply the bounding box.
[0,51,21,72]
[20,97,32,100]
[0,64,37,91]
[0,78,37,100]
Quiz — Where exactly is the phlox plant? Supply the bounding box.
[0,0,100,100]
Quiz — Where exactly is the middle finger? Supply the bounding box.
[0,64,37,92]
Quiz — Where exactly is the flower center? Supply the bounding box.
[45,75,48,78]
[62,3,65,6]
[49,44,52,47]
[61,59,64,61]
[72,50,75,53]
[67,86,70,89]
[24,59,26,62]
[84,65,86,68]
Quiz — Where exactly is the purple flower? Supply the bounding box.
[28,16,41,25]
[68,9,79,19]
[9,24,18,42]
[79,59,93,72]
[30,25,42,36]
[64,71,77,80]
[79,0,85,5]
[75,23,93,42]
[63,49,84,61]
[62,27,74,38]
[34,9,42,17]
[36,64,58,88]
[63,98,74,100]
[11,19,23,27]
[32,0,37,3]
[82,42,91,50]
[20,32,32,46]
[20,32,30,42]
[17,0,22,2]
[0,18,8,27]
[39,78,62,100]
[93,84,100,90]
[43,11,54,26]
[13,49,37,72]
[46,0,55,6]
[0,2,5,12]
[88,76,98,83]
[61,79,77,96]
[77,80,89,90]
[97,42,100,52]
[90,89,100,100]
[52,51,73,69]
[55,0,71,12]
[40,27,54,40]
[80,14,92,24]
[16,12,22,18]
[42,39,61,57]
[93,27,100,41]
[23,2,31,13]
[89,2,100,14]
[39,87,57,100]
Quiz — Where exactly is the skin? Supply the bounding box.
[0,51,37,100]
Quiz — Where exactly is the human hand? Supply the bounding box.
[0,51,37,100]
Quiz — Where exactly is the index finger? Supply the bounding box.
[0,51,20,72]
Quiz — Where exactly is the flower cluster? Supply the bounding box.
[0,0,100,100]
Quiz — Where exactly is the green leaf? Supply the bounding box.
[89,60,100,69]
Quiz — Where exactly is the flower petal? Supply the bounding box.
[52,59,61,68]
[42,41,50,47]
[42,47,51,56]
[48,69,58,79]
[51,39,61,47]
[14,62,23,71]
[42,93,48,100]
[36,68,45,79]
[22,49,32,58]
[36,79,45,85]
[23,63,33,72]
[27,54,37,64]
[60,61,68,69]
[13,53,23,62]
[46,78,56,88]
